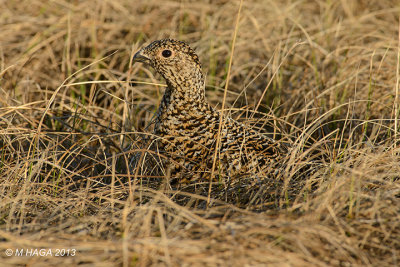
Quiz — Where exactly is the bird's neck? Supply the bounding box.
[168,82,205,103]
[157,83,208,115]
[161,69,208,109]
[153,74,212,131]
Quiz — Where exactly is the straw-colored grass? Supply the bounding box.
[1,0,399,266]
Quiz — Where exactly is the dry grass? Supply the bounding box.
[1,0,399,266]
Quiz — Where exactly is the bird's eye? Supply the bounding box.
[161,49,172,58]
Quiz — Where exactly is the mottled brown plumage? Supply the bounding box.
[132,39,288,182]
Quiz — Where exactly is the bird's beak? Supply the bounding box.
[132,49,150,64]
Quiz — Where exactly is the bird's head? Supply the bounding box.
[132,39,205,95]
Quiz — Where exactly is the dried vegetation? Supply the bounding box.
[0,0,399,266]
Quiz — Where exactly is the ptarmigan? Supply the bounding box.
[132,39,288,183]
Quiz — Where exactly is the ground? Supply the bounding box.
[0,0,399,266]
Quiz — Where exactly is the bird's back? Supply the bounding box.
[155,99,287,181]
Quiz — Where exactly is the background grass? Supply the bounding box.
[1,0,399,266]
